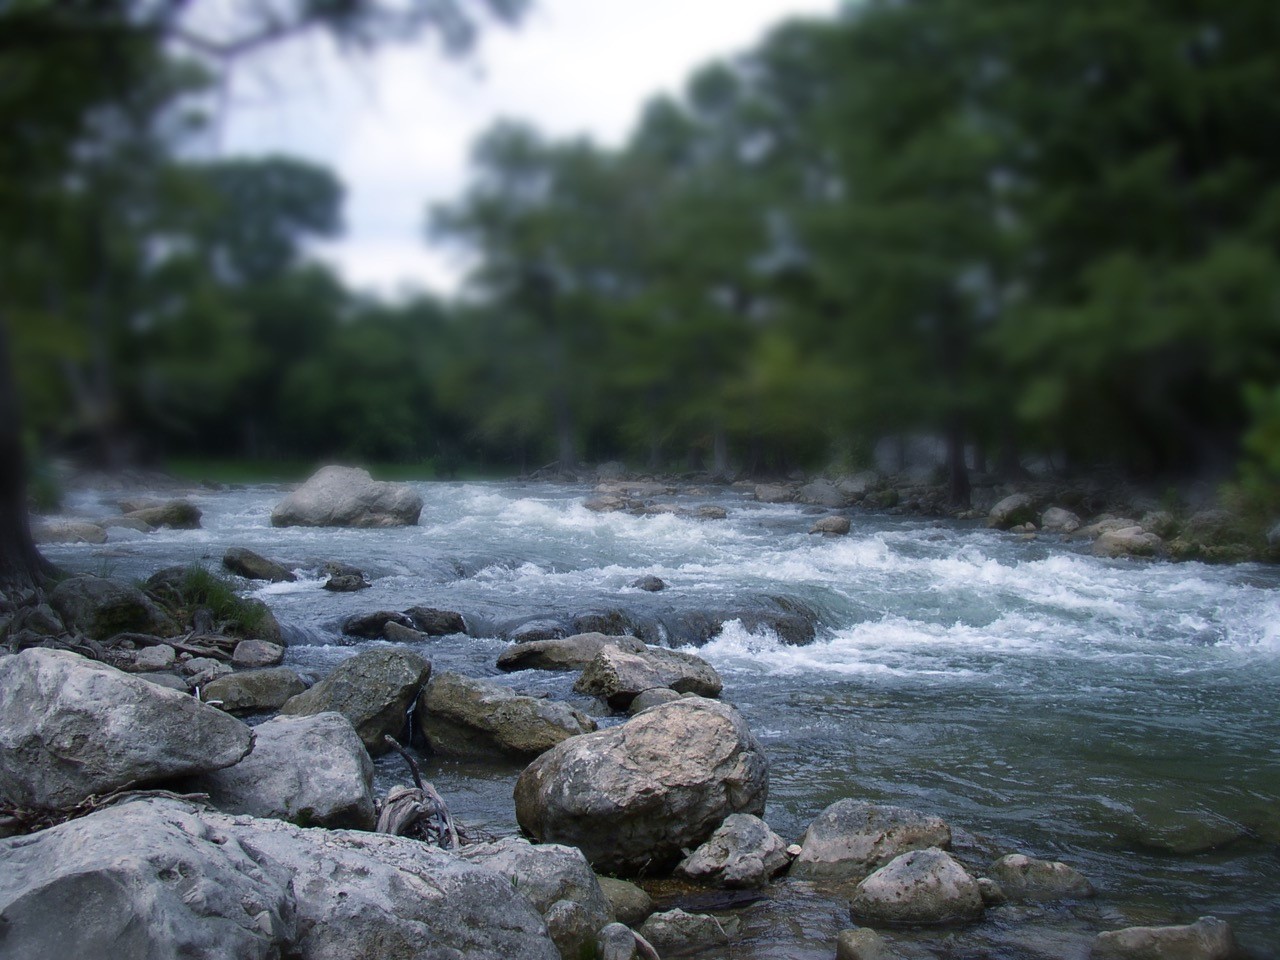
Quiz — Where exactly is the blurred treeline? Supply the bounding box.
[5,1,1280,507]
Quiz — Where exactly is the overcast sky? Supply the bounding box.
[219,0,838,297]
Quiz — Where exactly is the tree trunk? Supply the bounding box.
[946,412,971,509]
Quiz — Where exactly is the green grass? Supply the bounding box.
[144,564,275,638]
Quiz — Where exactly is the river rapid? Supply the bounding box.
[47,480,1280,958]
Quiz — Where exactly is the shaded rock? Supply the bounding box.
[799,480,850,508]
[342,610,414,638]
[628,687,683,714]
[419,671,596,758]
[498,632,645,673]
[1141,510,1178,539]
[101,515,154,532]
[810,515,852,536]
[585,495,636,513]
[404,605,467,635]
[978,877,1007,906]
[597,922,639,960]
[32,518,107,544]
[631,575,666,592]
[138,671,189,692]
[864,487,900,510]
[270,465,423,528]
[50,575,177,641]
[1092,526,1164,559]
[987,853,1095,900]
[574,644,722,709]
[183,657,231,682]
[280,647,430,755]
[321,560,367,580]
[837,928,891,960]
[0,649,253,810]
[202,667,308,715]
[1092,917,1236,960]
[850,848,984,925]
[790,801,952,882]
[5,603,64,638]
[123,499,202,529]
[383,621,430,644]
[597,876,653,926]
[988,493,1037,530]
[755,483,794,504]
[638,909,729,957]
[232,639,284,668]
[597,461,627,481]
[676,813,790,888]
[572,609,637,636]
[1268,520,1280,549]
[1040,507,1081,533]
[222,547,296,583]
[323,574,370,592]
[515,697,769,874]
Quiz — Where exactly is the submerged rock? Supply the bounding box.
[270,465,422,528]
[1092,916,1236,960]
[515,697,769,874]
[850,847,984,925]
[836,928,891,960]
[675,813,791,888]
[789,801,952,882]
[574,644,723,709]
[630,575,666,592]
[497,632,645,673]
[987,853,1095,900]
[222,547,296,583]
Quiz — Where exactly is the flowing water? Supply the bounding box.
[48,480,1280,958]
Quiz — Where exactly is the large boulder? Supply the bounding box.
[988,493,1037,530]
[418,671,596,758]
[1040,507,1082,533]
[675,813,790,888]
[202,667,309,715]
[514,697,769,874]
[987,853,1095,901]
[1092,526,1165,559]
[191,712,375,829]
[279,647,430,755]
[789,801,952,882]
[1091,917,1236,960]
[0,649,253,810]
[0,797,559,960]
[573,644,723,710]
[754,484,794,504]
[270,465,422,528]
[597,877,652,926]
[850,848,984,925]
[222,547,296,583]
[498,633,646,673]
[49,575,177,641]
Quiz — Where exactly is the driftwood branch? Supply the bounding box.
[376,736,462,849]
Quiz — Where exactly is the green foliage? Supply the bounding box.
[148,565,272,638]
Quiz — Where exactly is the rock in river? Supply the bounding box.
[1092,916,1236,960]
[987,853,1095,901]
[270,465,423,528]
[222,547,296,583]
[49,575,177,642]
[497,632,646,673]
[789,800,952,882]
[573,643,723,709]
[202,667,309,715]
[675,813,791,888]
[850,847,984,925]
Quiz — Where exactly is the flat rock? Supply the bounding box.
[1092,917,1236,960]
[515,697,769,874]
[270,465,423,528]
[987,853,1095,900]
[222,547,296,583]
[573,644,722,709]
[497,632,645,673]
[675,813,791,888]
[789,801,952,882]
[49,575,177,641]
[850,847,984,925]
[202,667,309,715]
[0,649,253,810]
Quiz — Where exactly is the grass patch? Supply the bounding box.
[145,564,276,639]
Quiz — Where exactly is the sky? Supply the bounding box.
[219,0,838,298]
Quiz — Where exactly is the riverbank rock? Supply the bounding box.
[279,647,430,755]
[498,633,646,673]
[988,493,1038,530]
[1169,509,1258,563]
[0,649,253,810]
[755,483,795,504]
[1092,526,1165,559]
[799,480,850,508]
[987,853,1095,900]
[597,923,640,960]
[675,813,790,888]
[418,671,596,758]
[1040,507,1082,533]
[270,465,423,528]
[0,796,558,960]
[50,575,177,641]
[222,547,296,583]
[202,667,309,714]
[850,848,984,925]
[232,639,284,668]
[810,515,852,536]
[515,697,769,874]
[837,928,891,960]
[574,644,723,709]
[629,688,684,713]
[123,498,202,529]
[638,909,730,957]
[32,518,108,544]
[789,801,952,882]
[191,712,375,829]
[597,877,653,926]
[1091,916,1236,960]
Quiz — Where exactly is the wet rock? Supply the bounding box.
[101,515,153,532]
[341,610,415,638]
[50,575,177,641]
[977,877,1007,905]
[191,712,375,829]
[0,649,253,810]
[321,560,367,579]
[1040,507,1081,533]
[987,853,1095,900]
[202,667,309,715]
[597,922,639,960]
[790,801,952,882]
[837,927,891,960]
[597,876,653,926]
[810,515,852,536]
[628,687,684,714]
[697,504,728,520]
[497,632,645,673]
[418,671,595,758]
[658,606,817,647]
[585,495,636,513]
[988,493,1037,530]
[1092,526,1164,559]
[1091,916,1236,960]
[32,518,107,544]
[280,647,430,755]
[507,617,571,643]
[638,909,730,957]
[574,644,723,709]
[1078,515,1141,538]
[270,465,423,528]
[798,480,851,508]
[232,639,284,668]
[755,483,795,504]
[515,697,769,874]
[123,499,202,529]
[676,813,791,888]
[323,574,370,592]
[631,575,666,592]
[573,609,638,636]
[850,848,984,925]
[222,547,296,583]
[404,605,467,635]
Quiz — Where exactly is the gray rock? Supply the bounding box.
[50,575,177,641]
[0,649,253,810]
[628,687,684,714]
[810,515,852,536]
[988,493,1037,530]
[100,515,153,532]
[139,671,189,692]
[498,632,646,673]
[1078,515,1141,538]
[676,813,790,888]
[789,801,952,882]
[508,617,571,643]
[987,853,1095,900]
[515,697,769,874]
[232,639,284,668]
[798,480,850,508]
[419,671,595,758]
[696,505,728,520]
[1040,506,1082,533]
[183,656,230,679]
[977,877,1007,905]
[123,499,202,529]
[1091,916,1236,960]
[597,877,652,926]
[755,483,794,504]
[32,518,107,544]
[574,644,723,709]
[597,922,639,960]
[837,471,881,497]
[1092,526,1164,559]
[324,574,370,592]
[133,643,176,671]
[638,909,729,957]
[270,465,423,528]
[342,610,415,638]
[203,667,308,714]
[631,575,666,592]
[1141,510,1178,538]
[223,547,296,583]
[280,647,430,755]
[192,712,375,829]
[850,848,984,925]
[383,621,430,643]
[837,928,891,960]
[404,605,467,635]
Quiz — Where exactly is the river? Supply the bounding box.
[47,480,1280,958]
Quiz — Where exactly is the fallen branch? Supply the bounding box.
[377,736,462,849]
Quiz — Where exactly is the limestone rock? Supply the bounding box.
[515,697,768,874]
[1040,507,1081,533]
[789,801,952,882]
[232,639,284,668]
[1091,917,1235,960]
[49,575,177,641]
[987,853,1095,900]
[628,688,684,714]
[222,547,296,583]
[798,480,851,508]
[850,848,984,925]
[574,644,723,709]
[675,813,790,888]
[123,499,202,529]
[755,483,794,504]
[0,649,253,810]
[202,667,308,715]
[597,923,639,960]
[270,465,423,528]
[1092,526,1164,559]
[498,633,645,673]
